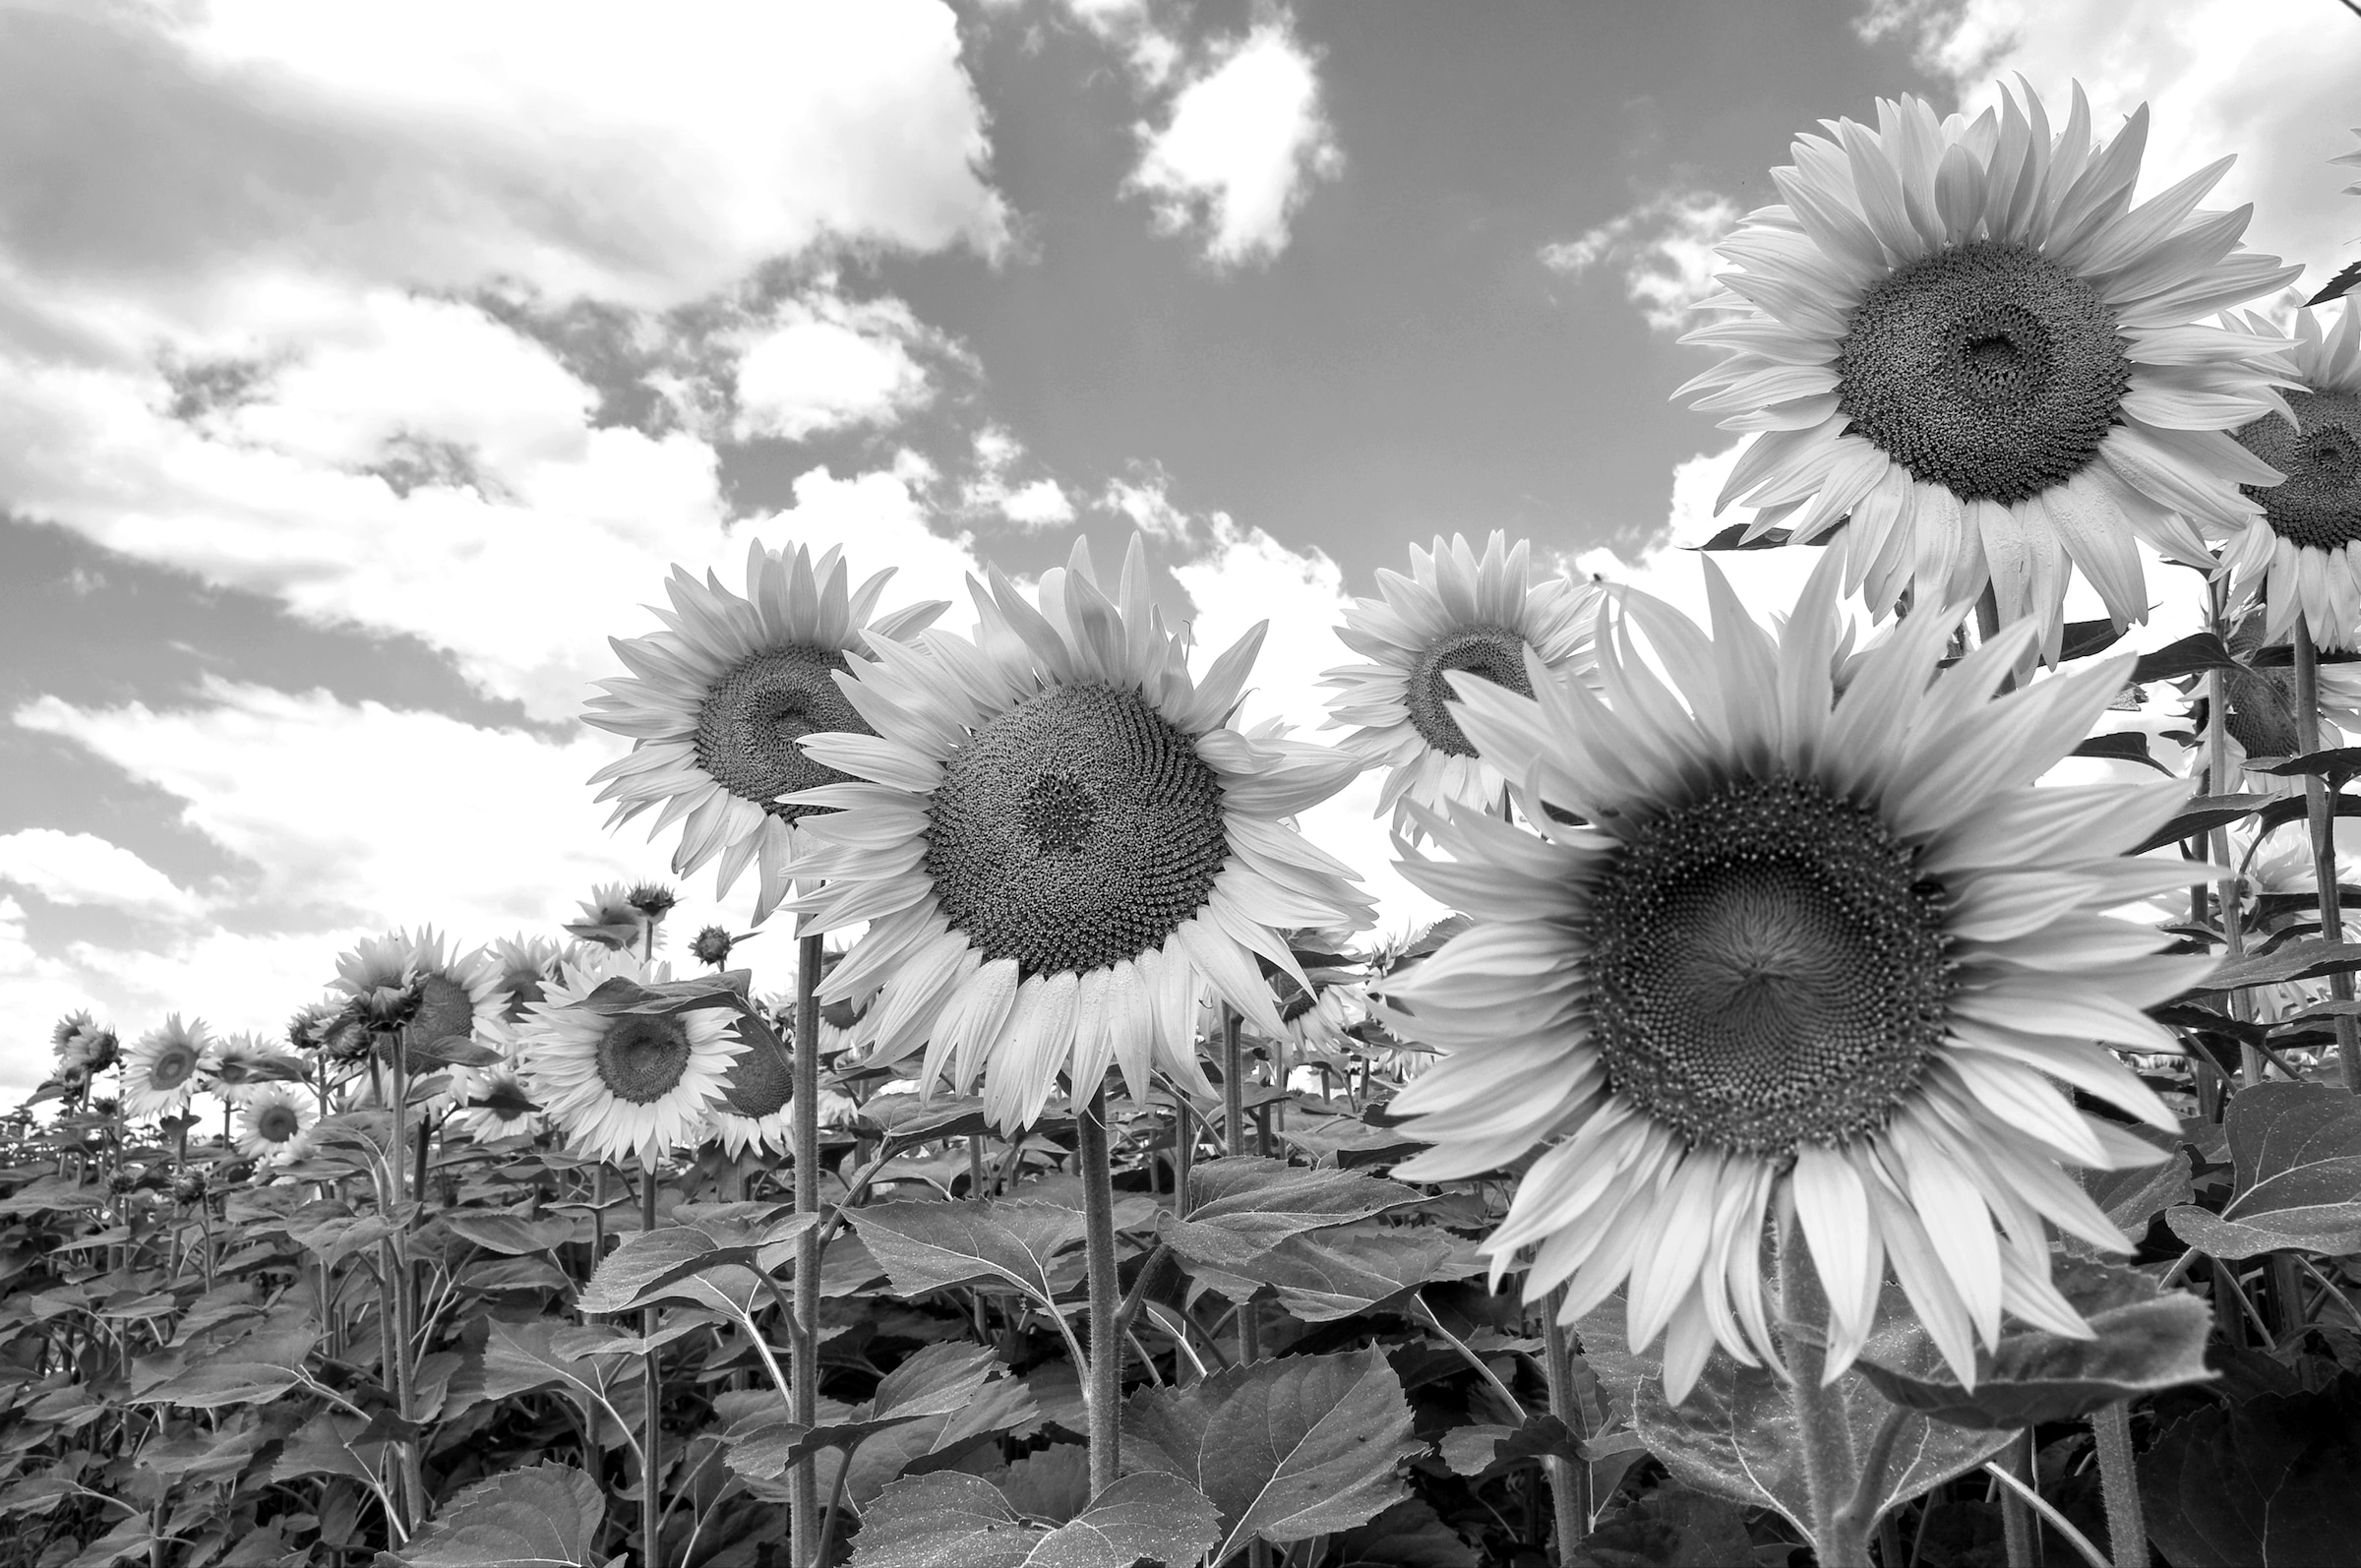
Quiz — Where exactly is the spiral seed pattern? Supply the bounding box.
[694,646,864,822]
[927,683,1230,979]
[594,1015,695,1106]
[1406,625,1537,758]
[2237,390,2361,551]
[1587,775,1952,1153]
[1837,241,2130,505]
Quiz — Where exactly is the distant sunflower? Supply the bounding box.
[1679,84,2299,658]
[124,1016,210,1120]
[564,883,646,953]
[2196,611,2361,792]
[237,1085,318,1166]
[201,1032,297,1107]
[584,541,946,924]
[1323,532,1602,837]
[1382,553,2209,1402]
[484,935,565,1027]
[447,1065,546,1143]
[2220,304,2361,648]
[791,534,1371,1131]
[517,949,746,1167]
[709,1004,861,1159]
[51,1011,116,1075]
[328,931,418,1029]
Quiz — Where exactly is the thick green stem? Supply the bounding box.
[1539,1288,1589,1563]
[1222,1012,1261,1366]
[384,1033,421,1527]
[1078,1086,1123,1497]
[1999,1429,2043,1568]
[2292,616,2361,1094]
[640,1162,661,1568]
[791,934,823,1568]
[2089,1402,2146,1568]
[1779,1226,1870,1568]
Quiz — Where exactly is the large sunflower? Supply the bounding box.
[789,534,1371,1131]
[124,1015,210,1120]
[1323,532,1603,837]
[1678,84,2299,658]
[516,949,746,1167]
[1379,553,2210,1402]
[2220,304,2361,648]
[584,541,946,924]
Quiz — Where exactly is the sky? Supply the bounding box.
[2,0,2357,1092]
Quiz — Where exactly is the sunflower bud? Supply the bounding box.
[690,925,735,967]
[171,1168,209,1205]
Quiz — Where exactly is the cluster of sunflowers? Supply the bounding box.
[24,83,2361,1568]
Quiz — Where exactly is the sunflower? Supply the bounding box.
[236,1085,319,1166]
[447,1065,546,1143]
[1323,532,1603,837]
[584,541,946,925]
[201,1032,298,1107]
[789,534,1371,1131]
[516,949,746,1167]
[1379,552,2210,1402]
[563,883,646,953]
[51,1011,117,1075]
[484,935,565,1026]
[1678,84,2300,660]
[328,931,419,1030]
[2194,610,2361,792]
[2219,303,2361,648]
[124,1015,211,1120]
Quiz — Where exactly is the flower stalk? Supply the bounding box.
[640,1158,662,1568]
[2089,1402,2147,1568]
[2291,615,2361,1093]
[790,933,824,1567]
[1077,1083,1123,1496]
[1539,1286,1589,1563]
[1778,1224,1871,1568]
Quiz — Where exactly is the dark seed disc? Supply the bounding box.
[1587,775,1952,1154]
[1406,625,1536,758]
[927,683,1230,980]
[694,646,867,822]
[1837,241,2130,506]
[2236,390,2361,552]
[594,1015,695,1106]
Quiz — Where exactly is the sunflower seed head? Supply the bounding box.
[1405,625,1536,758]
[2237,389,2361,551]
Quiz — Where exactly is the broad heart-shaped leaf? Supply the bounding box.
[2065,1136,2191,1260]
[125,1359,305,1410]
[1160,1157,1425,1273]
[443,1212,576,1256]
[2139,1373,2361,1567]
[1856,1257,2214,1428]
[2165,1080,2361,1258]
[1579,1286,2011,1543]
[1177,1227,1472,1322]
[464,1318,642,1451]
[2185,936,2361,994]
[407,1034,503,1068]
[853,1200,1086,1306]
[1567,1479,1758,1568]
[722,1343,1009,1476]
[378,1462,603,1567]
[575,1205,815,1315]
[577,968,752,1018]
[1121,1347,1421,1561]
[849,1472,1219,1568]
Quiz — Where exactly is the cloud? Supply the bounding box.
[0,829,202,920]
[0,0,1007,354]
[1541,190,1741,333]
[1127,19,1343,268]
[1853,0,2361,291]
[958,425,1077,530]
[731,293,942,444]
[1097,463,1194,540]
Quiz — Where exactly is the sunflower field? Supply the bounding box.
[11,84,2361,1568]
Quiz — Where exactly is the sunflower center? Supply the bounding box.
[926,683,1230,980]
[1837,241,2130,506]
[2235,390,2361,552]
[593,1015,695,1106]
[151,1045,197,1091]
[722,1032,794,1118]
[408,974,476,1047]
[255,1104,302,1144]
[1407,625,1536,758]
[694,646,864,822]
[1587,775,1952,1154]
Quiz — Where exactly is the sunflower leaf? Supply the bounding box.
[2182,936,2361,995]
[2129,793,2273,856]
[380,1461,604,1568]
[408,1035,503,1068]
[1120,1347,1422,1561]
[1855,1257,2214,1427]
[576,1207,815,1315]
[851,1200,1087,1307]
[2139,1375,2361,1567]
[2068,731,2173,774]
[2129,632,2242,684]
[1161,1157,1426,1274]
[575,971,753,1018]
[2164,1081,2361,1258]
[442,1213,577,1256]
[1579,1285,2011,1543]
[2307,258,2361,307]
[1172,1227,1474,1322]
[848,1471,1220,1568]
[2250,746,2361,784]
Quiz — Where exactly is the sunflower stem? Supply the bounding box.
[1972,584,2016,694]
[1998,1429,2044,1568]
[640,1159,662,1568]
[1221,1005,1245,1158]
[1778,1223,1871,1568]
[2089,1401,2146,1568]
[1538,1287,1589,1561]
[381,1031,421,1532]
[2290,616,2361,1094]
[790,934,823,1568]
[2206,579,2268,1087]
[1077,1084,1123,1496]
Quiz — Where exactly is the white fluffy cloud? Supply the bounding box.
[1127,19,1344,267]
[732,294,944,443]
[1858,0,2360,289]
[0,830,202,921]
[1541,191,1742,333]
[959,425,1077,530]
